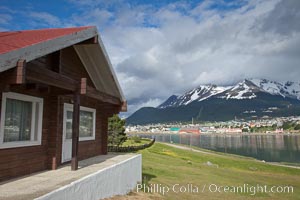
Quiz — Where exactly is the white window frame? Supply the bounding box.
[64,103,96,141]
[0,92,43,149]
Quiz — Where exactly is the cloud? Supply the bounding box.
[69,8,113,28]
[261,0,300,35]
[29,12,61,26]
[121,98,162,118]
[0,14,12,25]
[67,0,119,7]
[0,6,16,14]
[0,27,8,31]
[100,0,300,116]
[0,5,64,30]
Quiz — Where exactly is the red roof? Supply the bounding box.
[0,26,93,55]
[179,128,201,134]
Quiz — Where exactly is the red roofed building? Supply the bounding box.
[179,127,201,134]
[0,26,127,181]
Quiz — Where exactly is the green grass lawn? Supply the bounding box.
[121,138,151,147]
[137,143,300,200]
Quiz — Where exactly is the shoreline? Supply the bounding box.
[162,142,300,169]
[126,131,300,136]
[130,133,300,165]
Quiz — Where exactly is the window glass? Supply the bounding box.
[79,110,93,137]
[66,111,73,139]
[65,109,94,139]
[0,93,43,149]
[4,98,32,142]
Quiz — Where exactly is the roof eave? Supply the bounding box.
[0,26,98,73]
[97,34,126,103]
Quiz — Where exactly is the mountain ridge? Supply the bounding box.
[157,79,300,109]
[127,78,300,125]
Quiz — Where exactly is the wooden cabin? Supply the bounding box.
[0,26,127,181]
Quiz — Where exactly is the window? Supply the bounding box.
[0,92,43,149]
[79,110,94,138]
[64,104,96,141]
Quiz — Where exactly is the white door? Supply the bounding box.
[61,104,73,163]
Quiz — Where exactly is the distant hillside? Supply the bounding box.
[126,79,300,125]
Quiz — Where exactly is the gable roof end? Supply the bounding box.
[0,26,126,108]
[0,26,97,72]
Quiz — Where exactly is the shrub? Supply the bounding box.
[294,124,300,130]
[132,136,141,143]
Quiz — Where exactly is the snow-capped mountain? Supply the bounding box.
[128,78,300,124]
[217,79,261,100]
[250,78,300,100]
[157,95,179,109]
[157,79,300,108]
[158,85,230,108]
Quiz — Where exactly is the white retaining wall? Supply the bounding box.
[35,154,142,200]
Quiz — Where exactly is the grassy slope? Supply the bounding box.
[139,143,300,200]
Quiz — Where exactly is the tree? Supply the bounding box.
[294,124,300,130]
[242,128,249,132]
[108,114,127,146]
[282,121,293,130]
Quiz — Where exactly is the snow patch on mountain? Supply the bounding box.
[199,86,230,101]
[182,85,229,105]
[219,80,259,100]
[250,78,284,97]
[190,91,199,101]
[157,85,229,108]
[250,78,300,100]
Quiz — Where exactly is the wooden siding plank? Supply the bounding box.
[0,60,26,85]
[60,47,95,88]
[86,86,121,105]
[26,65,77,91]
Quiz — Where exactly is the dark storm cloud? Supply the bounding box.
[261,0,300,35]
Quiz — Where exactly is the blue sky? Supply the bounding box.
[1,0,300,116]
[0,0,246,30]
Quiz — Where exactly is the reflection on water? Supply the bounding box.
[138,134,300,163]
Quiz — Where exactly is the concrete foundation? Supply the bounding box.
[0,153,142,200]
